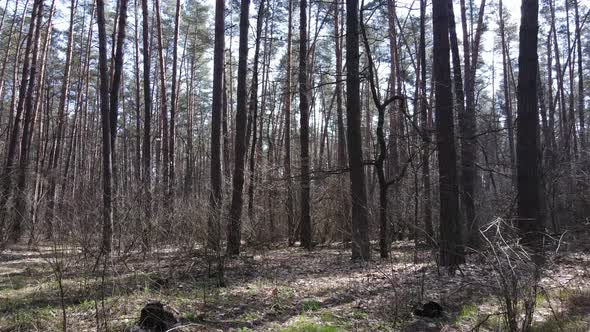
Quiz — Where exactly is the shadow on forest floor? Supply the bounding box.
[0,239,589,331]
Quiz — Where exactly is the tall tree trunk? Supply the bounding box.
[96,0,114,257]
[549,0,569,160]
[459,0,485,245]
[360,8,401,259]
[0,0,40,242]
[574,0,585,150]
[499,0,516,187]
[565,0,577,158]
[154,0,169,209]
[299,0,313,250]
[169,0,181,205]
[209,0,224,251]
[4,0,31,157]
[133,0,141,182]
[284,0,294,245]
[227,0,251,256]
[333,0,350,242]
[516,0,542,250]
[419,0,433,241]
[108,0,128,243]
[433,0,464,269]
[246,0,266,224]
[140,0,152,250]
[13,0,45,242]
[45,0,77,239]
[334,0,346,168]
[0,0,21,127]
[347,0,369,260]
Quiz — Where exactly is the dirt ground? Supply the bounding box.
[0,239,589,331]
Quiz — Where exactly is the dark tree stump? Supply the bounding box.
[413,301,443,318]
[138,301,177,332]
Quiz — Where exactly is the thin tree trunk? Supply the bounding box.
[574,0,585,149]
[499,0,516,187]
[45,0,77,239]
[299,0,313,250]
[246,0,266,224]
[169,0,181,206]
[140,0,152,250]
[96,0,114,257]
[284,0,294,245]
[419,0,433,241]
[460,0,484,245]
[133,0,141,182]
[154,0,169,209]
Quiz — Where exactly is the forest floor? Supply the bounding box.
[0,236,589,331]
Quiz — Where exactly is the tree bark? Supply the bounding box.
[516,0,542,249]
[499,0,516,187]
[246,0,266,224]
[227,0,251,256]
[574,1,585,150]
[419,0,433,241]
[299,0,313,250]
[45,0,77,239]
[169,0,181,205]
[347,0,369,260]
[284,0,294,245]
[433,0,464,268]
[96,0,114,257]
[209,0,224,251]
[154,0,169,209]
[12,0,45,242]
[140,0,152,250]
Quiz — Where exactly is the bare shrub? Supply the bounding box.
[479,218,542,331]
